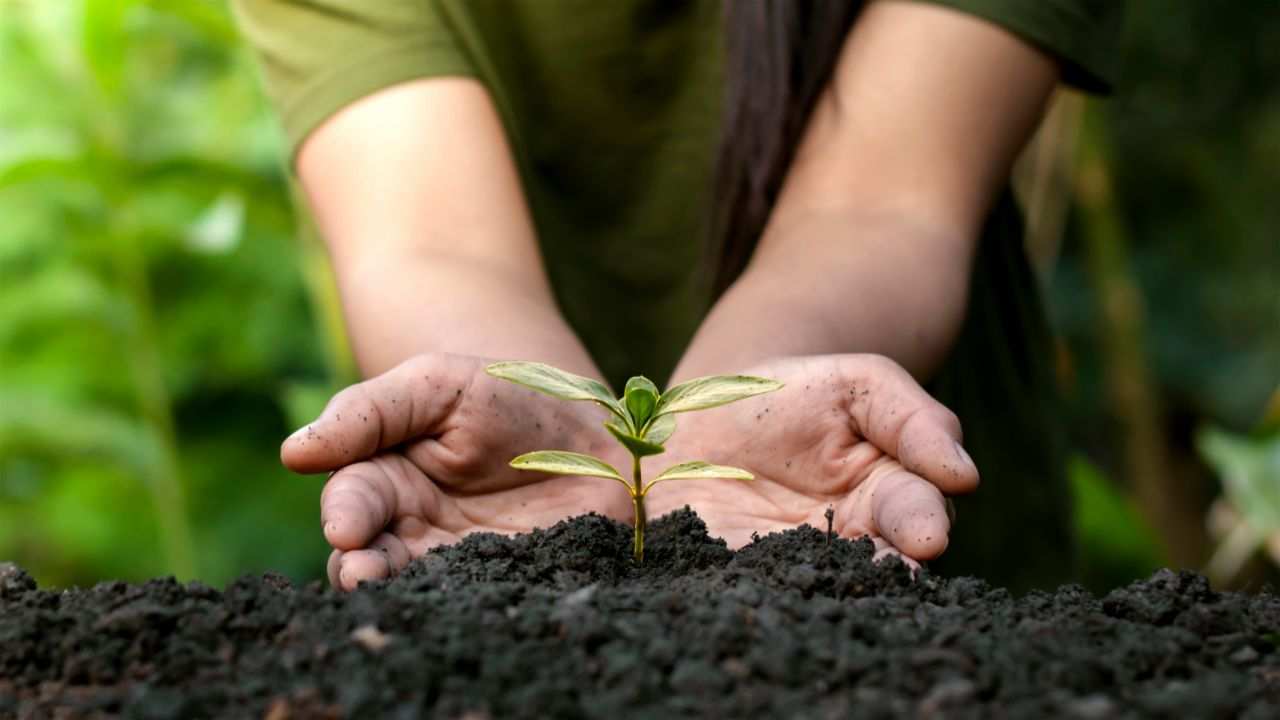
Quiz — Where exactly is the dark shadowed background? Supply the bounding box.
[1,0,1276,592]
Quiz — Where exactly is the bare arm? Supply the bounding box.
[672,1,1059,383]
[297,78,601,380]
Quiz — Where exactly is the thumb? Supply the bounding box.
[281,354,473,474]
[842,354,979,495]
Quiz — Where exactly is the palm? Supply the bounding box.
[283,354,630,590]
[646,355,978,560]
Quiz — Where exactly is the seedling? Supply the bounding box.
[485,361,783,563]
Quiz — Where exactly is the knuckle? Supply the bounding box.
[401,353,443,378]
[856,353,901,378]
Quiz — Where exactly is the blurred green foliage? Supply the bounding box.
[1069,455,1164,591]
[1198,425,1280,585]
[1051,0,1280,431]
[1048,0,1280,589]
[0,1,332,587]
[0,0,1274,590]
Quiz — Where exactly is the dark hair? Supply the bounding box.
[710,1,865,295]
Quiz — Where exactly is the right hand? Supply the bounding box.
[648,354,978,565]
[282,353,631,590]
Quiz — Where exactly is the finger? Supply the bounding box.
[867,468,951,561]
[843,355,979,495]
[367,532,413,574]
[282,354,473,474]
[871,537,922,571]
[319,459,402,551]
[871,536,895,560]
[336,549,395,591]
[329,532,420,594]
[327,549,343,589]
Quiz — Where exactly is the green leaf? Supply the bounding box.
[83,0,131,102]
[642,413,676,444]
[278,380,343,433]
[605,418,665,458]
[0,155,93,192]
[150,0,239,44]
[654,375,783,417]
[644,460,753,494]
[623,376,659,428]
[510,450,625,483]
[0,386,162,475]
[486,361,627,423]
[1198,426,1280,532]
[1069,455,1165,590]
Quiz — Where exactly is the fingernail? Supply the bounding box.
[954,441,974,469]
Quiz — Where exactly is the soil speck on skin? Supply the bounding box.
[2,510,1278,718]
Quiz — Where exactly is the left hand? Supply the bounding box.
[646,354,979,566]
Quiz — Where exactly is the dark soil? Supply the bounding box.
[2,509,1278,719]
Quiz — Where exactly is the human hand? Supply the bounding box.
[281,353,631,590]
[646,355,979,566]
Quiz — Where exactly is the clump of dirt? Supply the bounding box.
[2,509,1278,718]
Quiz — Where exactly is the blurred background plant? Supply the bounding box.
[0,0,1275,590]
[1198,409,1280,588]
[0,0,346,587]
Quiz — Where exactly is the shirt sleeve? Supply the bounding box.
[231,0,476,164]
[915,0,1123,92]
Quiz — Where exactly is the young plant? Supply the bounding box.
[485,361,783,563]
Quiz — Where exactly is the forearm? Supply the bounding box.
[676,2,1057,384]
[295,78,603,381]
[334,248,600,379]
[671,209,973,383]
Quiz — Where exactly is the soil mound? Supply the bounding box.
[2,509,1277,718]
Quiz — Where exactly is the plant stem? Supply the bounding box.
[115,229,196,580]
[632,455,645,564]
[1077,106,1206,570]
[293,197,357,385]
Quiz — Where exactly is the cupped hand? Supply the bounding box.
[282,353,631,590]
[646,354,979,566]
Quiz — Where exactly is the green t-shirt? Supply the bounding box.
[234,0,1121,590]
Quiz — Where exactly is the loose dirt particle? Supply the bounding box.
[350,624,391,653]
